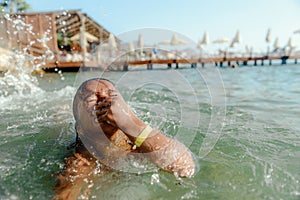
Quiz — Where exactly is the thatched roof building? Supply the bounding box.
[0,10,116,70]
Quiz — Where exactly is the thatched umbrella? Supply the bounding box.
[230,30,241,48]
[137,33,144,55]
[265,28,271,43]
[197,31,209,49]
[159,34,187,46]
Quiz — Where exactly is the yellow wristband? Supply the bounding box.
[134,125,153,147]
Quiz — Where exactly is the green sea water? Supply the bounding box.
[0,64,299,199]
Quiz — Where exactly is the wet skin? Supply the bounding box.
[54,78,195,200]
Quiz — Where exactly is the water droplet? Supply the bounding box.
[150,173,160,185]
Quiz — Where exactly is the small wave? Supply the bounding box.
[0,83,76,111]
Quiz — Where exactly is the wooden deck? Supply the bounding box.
[43,61,100,72]
[43,55,300,72]
[125,55,300,70]
[128,55,299,66]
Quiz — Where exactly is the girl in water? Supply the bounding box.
[54,78,195,200]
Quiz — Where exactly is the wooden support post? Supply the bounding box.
[167,63,172,69]
[254,60,257,66]
[51,13,59,63]
[123,62,128,71]
[228,61,231,67]
[201,63,205,67]
[243,61,247,66]
[176,62,179,69]
[220,62,223,67]
[99,27,103,43]
[281,59,287,65]
[147,61,153,70]
[80,14,87,67]
[295,59,297,64]
[269,60,272,65]
[281,56,288,65]
[191,63,197,68]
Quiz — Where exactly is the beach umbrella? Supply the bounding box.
[170,34,186,45]
[137,33,144,55]
[108,33,117,49]
[126,41,135,58]
[159,34,186,46]
[273,38,280,49]
[197,31,209,49]
[293,29,300,34]
[159,34,187,59]
[70,32,99,43]
[286,37,294,48]
[138,34,143,48]
[101,33,117,50]
[230,30,241,48]
[265,28,271,43]
[213,37,229,44]
[159,40,170,45]
[128,41,135,52]
[201,31,209,45]
[197,40,203,49]
[285,37,295,55]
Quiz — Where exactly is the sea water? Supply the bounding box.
[0,64,299,199]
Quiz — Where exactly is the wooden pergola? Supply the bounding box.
[0,10,114,70]
[56,10,110,41]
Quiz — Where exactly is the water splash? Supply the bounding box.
[0,52,43,96]
[0,13,55,97]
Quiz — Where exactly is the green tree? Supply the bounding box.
[0,0,30,13]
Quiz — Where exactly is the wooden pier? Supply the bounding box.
[43,54,300,72]
[126,55,299,71]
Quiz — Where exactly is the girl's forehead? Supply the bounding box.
[85,80,115,91]
[77,80,115,101]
